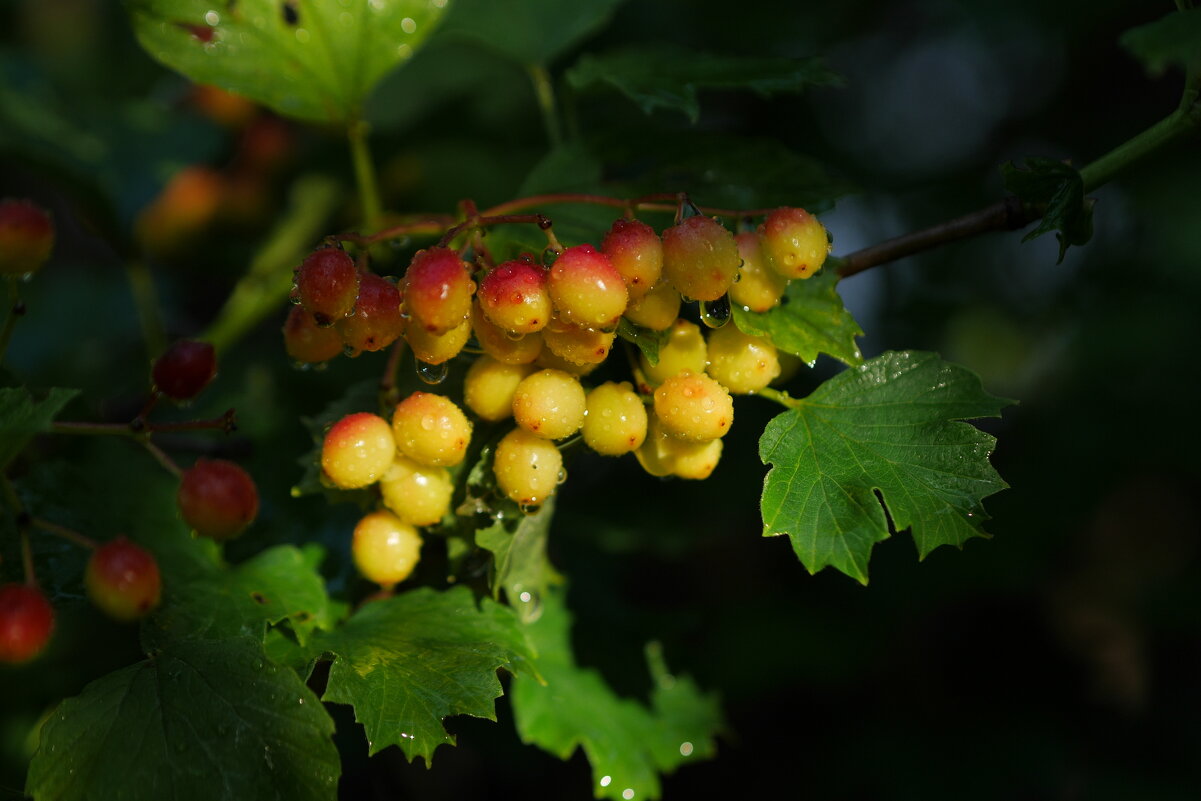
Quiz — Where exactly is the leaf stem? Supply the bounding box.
[31,518,97,550]
[51,421,137,437]
[528,63,563,148]
[0,278,24,368]
[348,120,383,232]
[1079,103,1201,192]
[125,259,167,359]
[756,387,801,409]
[20,527,35,586]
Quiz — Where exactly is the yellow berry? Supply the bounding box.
[391,392,472,467]
[352,510,422,587]
[321,412,396,489]
[705,325,781,394]
[471,300,543,365]
[759,207,829,280]
[406,316,471,365]
[512,369,586,440]
[730,232,788,312]
[640,318,707,386]
[583,382,648,456]
[542,319,617,366]
[378,457,454,527]
[493,427,563,506]
[464,356,534,422]
[661,216,740,301]
[623,280,681,331]
[653,370,734,441]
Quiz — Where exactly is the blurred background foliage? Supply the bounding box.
[1,0,1199,798]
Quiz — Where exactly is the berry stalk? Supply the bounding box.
[0,280,24,369]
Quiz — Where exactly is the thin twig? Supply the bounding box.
[31,518,98,549]
[142,439,183,478]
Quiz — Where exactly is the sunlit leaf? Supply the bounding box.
[732,270,863,367]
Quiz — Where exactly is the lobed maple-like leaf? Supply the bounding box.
[759,350,1012,583]
[732,269,863,367]
[318,586,538,764]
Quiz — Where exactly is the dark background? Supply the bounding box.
[2,0,1199,798]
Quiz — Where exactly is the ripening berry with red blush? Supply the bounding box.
[661,216,740,302]
[283,306,344,364]
[178,458,260,539]
[294,247,359,326]
[0,584,54,664]
[547,244,628,330]
[336,272,404,355]
[479,258,552,334]
[402,247,475,335]
[0,199,54,276]
[153,340,217,401]
[601,218,662,302]
[758,207,829,280]
[322,412,396,489]
[85,537,162,621]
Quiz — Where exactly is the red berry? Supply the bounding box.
[547,244,628,330]
[402,247,475,335]
[294,247,359,326]
[0,584,54,664]
[177,458,260,540]
[152,340,217,401]
[478,258,552,334]
[601,218,662,301]
[85,537,162,621]
[336,272,404,355]
[283,306,344,364]
[0,199,54,276]
[661,216,740,301]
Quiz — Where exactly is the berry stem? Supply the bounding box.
[20,527,35,587]
[142,438,183,478]
[125,259,168,362]
[348,119,384,232]
[756,387,801,410]
[148,409,237,434]
[379,338,407,408]
[30,518,98,550]
[527,63,563,148]
[51,421,137,437]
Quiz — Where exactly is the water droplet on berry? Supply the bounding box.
[504,329,525,342]
[415,360,448,385]
[518,502,541,516]
[556,468,567,484]
[699,295,731,328]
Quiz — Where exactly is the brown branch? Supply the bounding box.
[836,197,1034,279]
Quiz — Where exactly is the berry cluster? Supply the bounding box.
[306,205,828,579]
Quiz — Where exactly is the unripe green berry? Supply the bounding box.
[583,382,648,456]
[392,392,472,467]
[759,207,829,279]
[705,325,781,394]
[321,413,396,489]
[512,369,587,440]
[730,232,788,312]
[640,319,707,386]
[661,216,740,301]
[352,510,422,587]
[653,370,734,442]
[378,457,455,527]
[493,427,563,506]
[464,356,534,422]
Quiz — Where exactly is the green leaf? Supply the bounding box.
[1121,9,1201,75]
[26,637,339,801]
[1001,157,1094,263]
[439,0,626,66]
[145,544,338,649]
[475,499,557,622]
[318,586,538,763]
[0,387,78,470]
[732,269,863,367]
[511,590,722,801]
[126,0,449,123]
[616,318,667,366]
[567,45,839,122]
[759,351,1012,583]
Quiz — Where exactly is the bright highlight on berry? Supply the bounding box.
[404,247,474,335]
[392,392,472,467]
[547,244,628,330]
[479,258,552,334]
[352,510,423,587]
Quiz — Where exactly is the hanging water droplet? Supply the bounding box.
[541,248,561,267]
[415,360,448,385]
[504,329,526,342]
[518,502,541,516]
[556,467,568,484]
[699,294,731,328]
